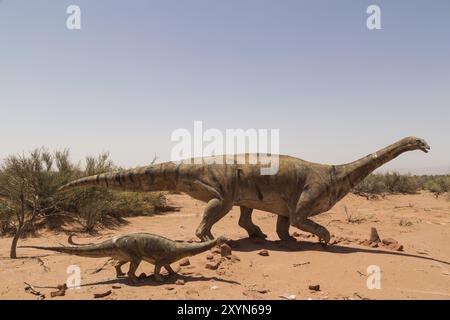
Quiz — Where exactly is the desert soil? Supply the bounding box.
[1,192,449,300]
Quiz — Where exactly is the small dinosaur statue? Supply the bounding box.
[20,233,227,282]
[59,136,430,244]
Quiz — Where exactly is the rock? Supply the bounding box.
[257,288,269,294]
[292,231,301,237]
[93,290,112,299]
[388,243,404,251]
[50,284,67,297]
[206,254,214,260]
[369,227,381,243]
[211,247,221,254]
[308,284,320,291]
[258,249,269,256]
[382,238,398,246]
[229,255,241,263]
[179,258,190,266]
[175,279,185,285]
[112,285,121,289]
[362,239,372,246]
[205,261,221,270]
[186,289,199,296]
[279,294,296,300]
[369,242,379,248]
[220,244,232,257]
[166,286,175,291]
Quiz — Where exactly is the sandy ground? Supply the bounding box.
[0,192,449,300]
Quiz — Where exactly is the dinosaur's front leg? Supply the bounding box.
[195,198,232,241]
[293,218,330,245]
[276,215,296,241]
[114,260,127,278]
[239,206,267,239]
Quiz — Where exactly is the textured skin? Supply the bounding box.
[59,137,430,243]
[20,233,227,282]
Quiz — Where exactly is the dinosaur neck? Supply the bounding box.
[335,138,414,189]
[177,239,218,258]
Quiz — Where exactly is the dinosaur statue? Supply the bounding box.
[59,136,430,244]
[20,233,227,282]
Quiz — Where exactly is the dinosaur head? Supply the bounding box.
[405,137,431,153]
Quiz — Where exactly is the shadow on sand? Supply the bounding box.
[229,237,450,266]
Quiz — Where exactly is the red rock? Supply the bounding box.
[206,254,214,260]
[370,227,381,243]
[369,242,378,248]
[308,284,320,291]
[175,279,185,285]
[258,249,269,256]
[382,238,398,246]
[220,244,232,257]
[205,261,221,270]
[179,258,190,266]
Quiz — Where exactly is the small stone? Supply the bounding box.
[362,239,372,246]
[369,242,379,248]
[258,249,269,256]
[175,279,185,285]
[369,227,381,243]
[279,294,296,300]
[382,238,398,246]
[220,244,232,257]
[179,258,190,266]
[206,254,214,260]
[292,231,301,237]
[186,289,199,296]
[205,261,221,270]
[388,243,404,251]
[112,285,121,289]
[230,255,241,263]
[308,284,320,291]
[166,286,175,291]
[257,288,269,294]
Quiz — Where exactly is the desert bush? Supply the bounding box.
[0,148,169,257]
[423,176,449,198]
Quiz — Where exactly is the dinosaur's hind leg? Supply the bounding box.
[195,198,232,241]
[114,260,127,277]
[276,215,296,241]
[238,206,267,239]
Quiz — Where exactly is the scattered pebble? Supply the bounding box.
[308,284,320,291]
[93,290,112,299]
[112,285,121,289]
[370,242,379,248]
[179,258,190,266]
[258,249,269,256]
[186,289,199,296]
[220,244,232,257]
[205,261,221,270]
[175,279,185,285]
[382,238,398,246]
[206,254,214,260]
[279,294,296,300]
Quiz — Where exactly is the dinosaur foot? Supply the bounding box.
[154,274,165,283]
[248,228,268,240]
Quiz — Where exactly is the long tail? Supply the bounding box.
[19,241,115,258]
[58,162,182,193]
[176,236,228,258]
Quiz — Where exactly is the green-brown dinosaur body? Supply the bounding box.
[60,137,430,243]
[21,233,227,282]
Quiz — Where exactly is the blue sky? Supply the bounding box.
[0,0,449,173]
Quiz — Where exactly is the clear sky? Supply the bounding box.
[1,0,449,173]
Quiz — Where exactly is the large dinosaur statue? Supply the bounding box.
[60,136,430,244]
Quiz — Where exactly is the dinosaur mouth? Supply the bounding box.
[421,145,431,153]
